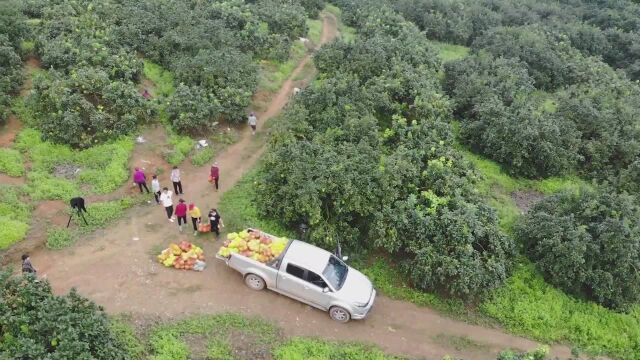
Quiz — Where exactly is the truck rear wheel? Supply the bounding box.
[329,306,351,323]
[244,273,265,291]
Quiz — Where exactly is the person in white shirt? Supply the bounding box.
[159,187,174,222]
[248,112,257,135]
[151,175,161,205]
[170,166,183,195]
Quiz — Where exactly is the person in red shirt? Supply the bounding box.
[210,162,220,191]
[175,199,188,232]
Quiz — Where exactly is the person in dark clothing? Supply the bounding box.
[208,208,224,237]
[210,162,220,191]
[22,254,36,274]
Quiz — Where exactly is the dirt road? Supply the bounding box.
[26,14,576,360]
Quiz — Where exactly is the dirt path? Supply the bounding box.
[24,14,577,360]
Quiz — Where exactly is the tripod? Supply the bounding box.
[67,197,89,228]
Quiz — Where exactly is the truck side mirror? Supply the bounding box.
[323,287,330,293]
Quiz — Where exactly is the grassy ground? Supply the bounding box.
[0,148,25,176]
[0,185,31,249]
[257,41,307,96]
[112,313,404,360]
[429,41,470,62]
[143,61,175,97]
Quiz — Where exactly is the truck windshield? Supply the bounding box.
[322,255,348,290]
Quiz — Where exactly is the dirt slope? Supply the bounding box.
[24,14,577,360]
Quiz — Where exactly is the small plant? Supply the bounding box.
[46,227,76,249]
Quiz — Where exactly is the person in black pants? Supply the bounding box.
[170,166,183,195]
[208,208,224,237]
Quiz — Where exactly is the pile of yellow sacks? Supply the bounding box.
[217,229,288,263]
[158,241,205,271]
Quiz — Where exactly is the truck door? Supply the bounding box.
[277,262,331,310]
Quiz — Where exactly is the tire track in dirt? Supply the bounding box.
[21,14,580,360]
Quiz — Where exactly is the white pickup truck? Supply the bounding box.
[216,229,376,323]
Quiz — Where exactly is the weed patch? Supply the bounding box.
[258,42,307,94]
[0,148,25,177]
[110,316,146,360]
[73,196,146,233]
[306,18,322,45]
[191,147,214,167]
[46,227,76,250]
[143,61,175,97]
[481,264,640,359]
[429,40,470,62]
[273,338,404,360]
[165,130,194,166]
[0,218,29,249]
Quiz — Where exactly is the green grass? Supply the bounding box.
[45,227,76,250]
[190,147,214,167]
[0,185,31,248]
[148,313,280,360]
[273,338,405,360]
[19,40,35,56]
[0,218,29,249]
[481,264,640,359]
[306,18,322,45]
[429,40,470,62]
[0,148,25,177]
[143,61,175,97]
[461,149,589,233]
[218,168,294,237]
[165,129,194,166]
[15,128,134,198]
[258,41,307,94]
[73,196,146,233]
[11,98,37,127]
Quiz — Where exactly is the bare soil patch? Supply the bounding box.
[511,190,545,213]
[0,115,22,147]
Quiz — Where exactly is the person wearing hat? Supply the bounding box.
[189,203,202,235]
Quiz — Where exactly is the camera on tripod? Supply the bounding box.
[67,197,88,228]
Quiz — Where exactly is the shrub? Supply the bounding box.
[46,227,76,249]
[517,189,640,310]
[166,84,221,135]
[0,271,129,359]
[0,148,25,177]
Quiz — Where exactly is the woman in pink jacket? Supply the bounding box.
[133,167,150,194]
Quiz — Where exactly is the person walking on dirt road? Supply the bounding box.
[22,254,36,274]
[160,187,174,222]
[151,174,161,204]
[189,203,201,235]
[133,167,150,194]
[175,199,187,232]
[248,112,257,135]
[210,162,220,191]
[171,166,184,195]
[208,208,224,237]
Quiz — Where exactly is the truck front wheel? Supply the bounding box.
[244,274,265,291]
[329,306,351,323]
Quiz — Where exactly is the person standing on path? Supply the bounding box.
[171,166,183,195]
[159,187,174,222]
[210,162,220,191]
[208,208,224,237]
[175,199,188,232]
[22,254,36,274]
[248,112,257,135]
[151,175,161,204]
[189,203,201,235]
[133,167,150,194]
